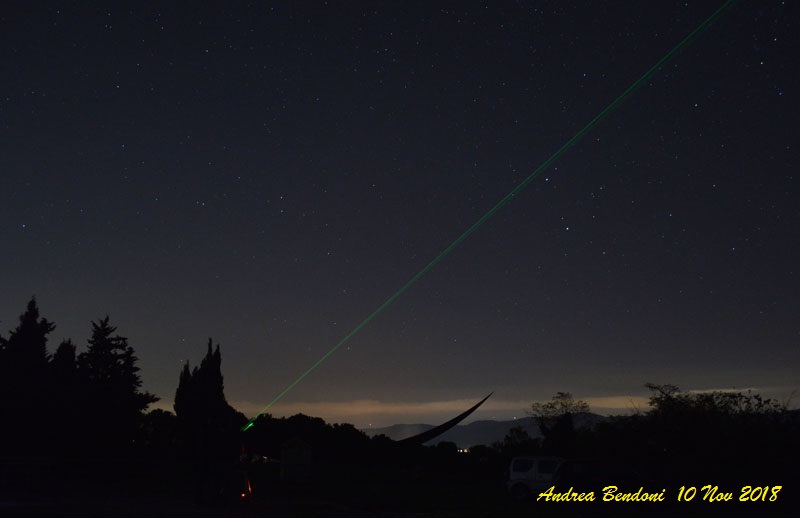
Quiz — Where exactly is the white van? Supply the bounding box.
[506,456,564,500]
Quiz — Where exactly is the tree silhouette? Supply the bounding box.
[0,298,56,454]
[173,339,246,455]
[174,339,235,426]
[173,339,246,503]
[51,339,78,380]
[493,425,540,457]
[77,316,158,455]
[0,297,54,369]
[138,408,178,458]
[640,382,793,482]
[528,392,589,456]
[49,339,81,454]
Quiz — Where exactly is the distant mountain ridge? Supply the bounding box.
[363,413,606,448]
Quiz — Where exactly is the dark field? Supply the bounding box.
[2,457,796,517]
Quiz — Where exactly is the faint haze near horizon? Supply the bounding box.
[147,388,797,429]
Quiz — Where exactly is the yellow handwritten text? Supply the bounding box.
[602,486,666,502]
[537,486,596,502]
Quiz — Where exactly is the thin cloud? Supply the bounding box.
[149,385,798,428]
[228,394,652,426]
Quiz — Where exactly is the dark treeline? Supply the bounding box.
[0,299,251,479]
[0,298,157,458]
[1,298,798,513]
[496,388,799,488]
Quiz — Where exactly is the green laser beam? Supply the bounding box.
[242,0,734,432]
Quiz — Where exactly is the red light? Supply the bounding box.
[241,492,247,498]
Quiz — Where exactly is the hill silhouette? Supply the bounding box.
[365,412,608,448]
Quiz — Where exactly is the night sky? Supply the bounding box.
[2,1,797,428]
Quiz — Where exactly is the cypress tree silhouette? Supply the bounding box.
[175,340,230,423]
[173,339,246,503]
[174,339,245,454]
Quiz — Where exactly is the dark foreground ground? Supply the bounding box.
[1,458,796,517]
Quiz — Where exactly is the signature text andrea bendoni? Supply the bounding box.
[537,485,783,504]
